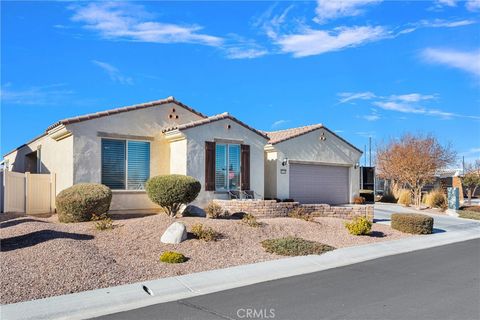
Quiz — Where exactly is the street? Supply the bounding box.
[93,239,480,320]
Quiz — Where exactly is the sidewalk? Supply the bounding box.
[2,210,479,320]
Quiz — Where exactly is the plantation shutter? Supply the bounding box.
[205,141,216,191]
[127,141,150,190]
[101,139,126,190]
[241,144,250,190]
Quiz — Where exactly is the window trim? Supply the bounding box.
[101,137,151,191]
[215,143,241,192]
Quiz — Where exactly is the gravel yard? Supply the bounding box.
[1,212,409,304]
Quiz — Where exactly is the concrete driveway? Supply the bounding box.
[374,202,480,232]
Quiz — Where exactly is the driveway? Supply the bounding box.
[374,202,480,232]
[92,239,480,320]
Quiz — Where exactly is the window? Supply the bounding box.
[215,143,241,191]
[101,139,150,190]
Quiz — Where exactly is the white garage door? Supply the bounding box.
[289,163,349,204]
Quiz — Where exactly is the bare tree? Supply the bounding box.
[462,160,480,205]
[376,134,456,208]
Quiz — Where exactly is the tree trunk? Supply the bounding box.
[468,189,472,205]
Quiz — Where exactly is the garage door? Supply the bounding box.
[289,163,349,204]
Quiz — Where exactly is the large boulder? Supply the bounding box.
[161,222,187,244]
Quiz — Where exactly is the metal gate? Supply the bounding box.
[2,171,55,214]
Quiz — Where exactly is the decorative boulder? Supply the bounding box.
[161,222,187,244]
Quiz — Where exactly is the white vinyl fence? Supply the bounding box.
[2,171,55,214]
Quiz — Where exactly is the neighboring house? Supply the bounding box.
[263,125,362,204]
[3,97,362,212]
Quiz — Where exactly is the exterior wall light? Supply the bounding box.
[281,157,288,166]
[354,162,360,169]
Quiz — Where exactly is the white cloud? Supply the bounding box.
[314,0,381,23]
[422,48,480,76]
[338,91,376,103]
[466,0,480,11]
[436,0,458,6]
[390,93,436,102]
[0,83,74,105]
[363,114,380,121]
[222,36,268,59]
[271,119,289,128]
[277,25,388,57]
[70,2,223,46]
[419,19,476,28]
[92,60,133,85]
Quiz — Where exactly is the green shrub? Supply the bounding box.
[242,213,262,227]
[397,189,412,206]
[424,189,447,210]
[379,193,397,203]
[56,183,112,223]
[204,201,225,219]
[391,213,434,234]
[160,251,187,263]
[288,207,314,221]
[91,213,114,230]
[261,237,335,256]
[146,175,201,217]
[344,216,372,235]
[191,223,220,241]
[353,196,366,205]
[359,189,374,202]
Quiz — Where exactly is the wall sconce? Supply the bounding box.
[354,162,360,169]
[281,157,288,166]
[320,132,326,141]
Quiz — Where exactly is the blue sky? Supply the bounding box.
[1,1,479,165]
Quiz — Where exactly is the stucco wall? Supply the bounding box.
[66,102,203,211]
[170,139,187,175]
[182,118,268,207]
[264,150,278,198]
[266,128,362,203]
[3,134,73,195]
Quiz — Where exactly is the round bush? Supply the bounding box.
[204,201,225,219]
[160,251,187,263]
[146,175,201,217]
[56,183,112,223]
[344,216,372,235]
[424,190,447,209]
[391,213,434,234]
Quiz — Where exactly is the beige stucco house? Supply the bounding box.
[3,96,362,212]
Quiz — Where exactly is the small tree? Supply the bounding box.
[376,134,456,208]
[146,175,201,217]
[462,160,480,205]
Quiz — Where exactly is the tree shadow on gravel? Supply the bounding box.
[1,230,94,252]
[369,231,385,238]
[0,218,49,229]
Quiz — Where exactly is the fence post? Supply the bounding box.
[25,172,31,215]
[50,173,56,213]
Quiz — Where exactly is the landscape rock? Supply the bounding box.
[161,222,187,244]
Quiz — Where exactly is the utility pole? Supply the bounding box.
[369,136,372,167]
[463,156,465,175]
[364,145,367,166]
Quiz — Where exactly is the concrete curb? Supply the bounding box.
[2,226,479,320]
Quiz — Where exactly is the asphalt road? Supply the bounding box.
[94,239,480,320]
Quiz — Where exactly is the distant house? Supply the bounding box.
[3,97,362,212]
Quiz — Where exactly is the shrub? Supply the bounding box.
[160,251,187,263]
[391,213,434,234]
[204,201,225,219]
[344,216,372,235]
[191,223,220,241]
[288,207,314,221]
[424,189,447,210]
[56,183,112,223]
[359,190,374,202]
[397,189,412,206]
[457,210,480,221]
[353,196,366,205]
[379,193,397,203]
[146,175,201,217]
[91,213,114,230]
[459,206,480,213]
[261,237,335,256]
[242,213,262,227]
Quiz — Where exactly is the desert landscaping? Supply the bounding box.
[0,212,410,304]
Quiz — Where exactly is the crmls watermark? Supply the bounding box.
[236,308,276,319]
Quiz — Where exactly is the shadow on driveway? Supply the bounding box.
[0,218,49,229]
[1,230,94,252]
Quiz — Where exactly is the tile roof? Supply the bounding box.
[264,124,362,152]
[162,112,270,140]
[46,96,207,131]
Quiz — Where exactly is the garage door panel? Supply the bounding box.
[289,163,349,204]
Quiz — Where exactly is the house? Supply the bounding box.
[2,97,362,212]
